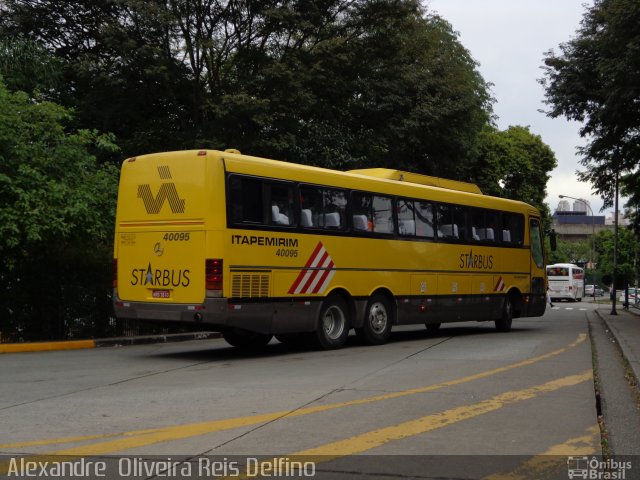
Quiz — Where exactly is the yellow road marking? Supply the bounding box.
[289,370,592,458]
[231,371,593,479]
[0,334,587,457]
[483,425,600,480]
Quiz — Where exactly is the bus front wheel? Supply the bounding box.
[495,296,513,332]
[357,294,392,345]
[314,295,349,350]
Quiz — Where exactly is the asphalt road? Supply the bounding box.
[0,302,606,479]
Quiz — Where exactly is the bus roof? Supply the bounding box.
[134,149,536,214]
[348,168,483,194]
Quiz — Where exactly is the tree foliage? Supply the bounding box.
[594,228,639,287]
[0,76,119,340]
[0,0,492,176]
[474,125,557,217]
[541,0,640,210]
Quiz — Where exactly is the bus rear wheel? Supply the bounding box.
[314,295,349,350]
[495,296,513,332]
[356,294,392,345]
[223,328,273,349]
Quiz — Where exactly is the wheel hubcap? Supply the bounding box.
[323,306,345,340]
[368,302,388,334]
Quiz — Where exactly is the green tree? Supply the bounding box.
[547,238,591,266]
[0,37,62,97]
[0,0,194,157]
[0,0,493,176]
[0,76,119,340]
[594,228,639,288]
[474,125,557,217]
[541,0,640,210]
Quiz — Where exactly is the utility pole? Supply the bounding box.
[611,171,619,315]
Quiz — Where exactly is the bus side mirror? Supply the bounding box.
[549,229,557,252]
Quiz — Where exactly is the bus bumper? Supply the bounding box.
[113,290,320,334]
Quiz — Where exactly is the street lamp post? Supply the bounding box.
[611,172,619,315]
[559,195,596,299]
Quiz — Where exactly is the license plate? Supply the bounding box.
[152,290,171,299]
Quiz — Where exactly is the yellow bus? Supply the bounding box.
[113,149,547,349]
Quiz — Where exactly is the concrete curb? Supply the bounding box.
[0,332,220,354]
[0,339,96,354]
[597,307,640,387]
[94,331,220,347]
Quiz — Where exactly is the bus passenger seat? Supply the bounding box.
[271,205,289,225]
[472,227,480,240]
[301,209,313,227]
[502,230,511,242]
[324,212,341,227]
[271,205,281,223]
[440,224,459,238]
[483,228,495,240]
[352,215,368,231]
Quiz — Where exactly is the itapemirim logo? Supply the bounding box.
[137,166,186,214]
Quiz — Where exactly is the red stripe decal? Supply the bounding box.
[298,251,329,294]
[311,261,335,294]
[288,242,324,294]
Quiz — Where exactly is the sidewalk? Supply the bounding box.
[596,302,640,386]
[0,331,220,354]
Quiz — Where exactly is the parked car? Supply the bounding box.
[595,287,604,296]
[585,284,595,296]
[619,288,639,305]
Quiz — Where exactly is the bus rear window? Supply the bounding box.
[547,267,569,276]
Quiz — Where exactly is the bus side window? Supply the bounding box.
[415,201,434,238]
[351,192,393,234]
[352,192,374,231]
[503,213,524,245]
[452,206,467,240]
[485,211,499,242]
[372,195,393,234]
[324,189,347,229]
[437,204,459,239]
[300,186,347,230]
[300,185,323,228]
[398,199,416,236]
[228,175,264,224]
[471,209,485,241]
[269,183,294,226]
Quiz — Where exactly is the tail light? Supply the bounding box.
[112,259,118,288]
[206,259,223,297]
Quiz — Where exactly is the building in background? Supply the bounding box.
[552,201,628,241]
[551,201,629,269]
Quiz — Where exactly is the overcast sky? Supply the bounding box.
[426,0,616,217]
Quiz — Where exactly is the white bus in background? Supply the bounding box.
[546,263,585,302]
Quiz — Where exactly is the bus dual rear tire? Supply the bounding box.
[314,295,349,350]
